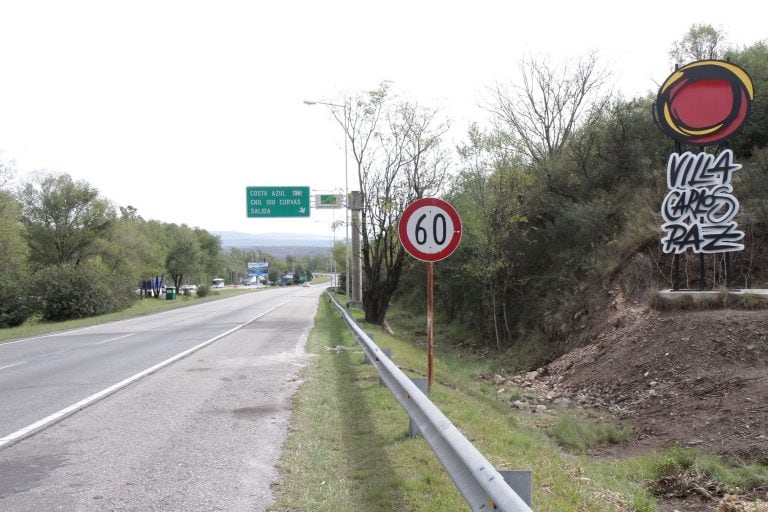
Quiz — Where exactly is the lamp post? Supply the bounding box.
[303,99,350,300]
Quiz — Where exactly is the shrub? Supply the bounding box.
[29,263,122,321]
[0,276,32,327]
[195,284,211,298]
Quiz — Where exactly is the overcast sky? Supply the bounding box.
[1,1,765,238]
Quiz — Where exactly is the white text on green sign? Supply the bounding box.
[246,186,310,217]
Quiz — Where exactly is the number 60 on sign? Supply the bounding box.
[399,198,462,262]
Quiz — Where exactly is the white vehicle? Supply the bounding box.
[179,284,198,294]
[211,278,225,288]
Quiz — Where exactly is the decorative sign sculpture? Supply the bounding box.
[654,60,754,289]
[654,60,753,146]
[660,149,743,254]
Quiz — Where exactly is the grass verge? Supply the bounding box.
[271,298,653,511]
[273,295,768,511]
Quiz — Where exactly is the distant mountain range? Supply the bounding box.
[213,231,331,248]
[212,231,332,259]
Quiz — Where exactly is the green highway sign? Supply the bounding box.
[315,193,344,209]
[246,186,310,218]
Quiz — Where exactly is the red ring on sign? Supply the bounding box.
[399,198,462,262]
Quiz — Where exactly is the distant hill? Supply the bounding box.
[212,231,332,259]
[213,231,331,248]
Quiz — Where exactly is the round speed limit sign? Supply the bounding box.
[399,198,462,262]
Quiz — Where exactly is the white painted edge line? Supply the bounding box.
[0,362,26,371]
[0,301,288,450]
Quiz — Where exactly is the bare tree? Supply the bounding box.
[0,154,15,190]
[486,51,611,165]
[333,83,451,324]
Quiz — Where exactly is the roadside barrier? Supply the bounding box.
[328,293,533,512]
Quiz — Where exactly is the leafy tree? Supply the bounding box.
[195,228,222,282]
[0,159,31,326]
[164,224,202,291]
[0,190,28,278]
[436,125,535,347]
[727,41,768,158]
[669,24,727,64]
[19,172,115,268]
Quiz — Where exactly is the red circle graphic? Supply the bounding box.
[654,60,753,146]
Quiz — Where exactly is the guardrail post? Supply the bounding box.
[363,332,375,363]
[500,470,532,508]
[408,378,428,438]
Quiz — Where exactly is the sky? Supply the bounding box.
[1,0,766,239]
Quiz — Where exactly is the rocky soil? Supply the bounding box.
[505,292,768,511]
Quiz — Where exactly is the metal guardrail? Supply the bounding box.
[328,293,533,512]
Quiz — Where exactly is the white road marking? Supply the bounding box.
[0,301,288,449]
[94,333,136,345]
[0,362,26,371]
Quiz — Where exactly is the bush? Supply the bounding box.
[29,263,123,321]
[0,276,32,327]
[195,284,211,298]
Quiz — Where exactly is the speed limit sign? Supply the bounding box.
[399,198,462,262]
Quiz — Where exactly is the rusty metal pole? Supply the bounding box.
[427,261,434,391]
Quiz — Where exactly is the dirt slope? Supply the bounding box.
[533,293,768,510]
[543,296,768,462]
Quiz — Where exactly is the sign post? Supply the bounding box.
[399,198,462,390]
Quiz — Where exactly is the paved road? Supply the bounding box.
[0,285,323,511]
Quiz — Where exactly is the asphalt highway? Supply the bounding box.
[0,285,323,511]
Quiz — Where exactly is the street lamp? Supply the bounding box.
[304,99,350,300]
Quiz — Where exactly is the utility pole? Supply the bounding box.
[349,191,363,307]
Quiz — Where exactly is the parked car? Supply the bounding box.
[302,282,311,287]
[179,284,198,294]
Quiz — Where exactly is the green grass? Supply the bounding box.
[648,447,768,490]
[547,414,633,453]
[0,286,258,343]
[270,299,653,511]
[273,295,768,511]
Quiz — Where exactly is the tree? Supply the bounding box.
[0,154,15,189]
[195,228,222,283]
[669,24,727,64]
[334,84,451,324]
[486,52,610,165]
[0,190,28,277]
[0,159,31,326]
[19,172,115,268]
[437,125,534,348]
[164,224,202,291]
[727,41,768,158]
